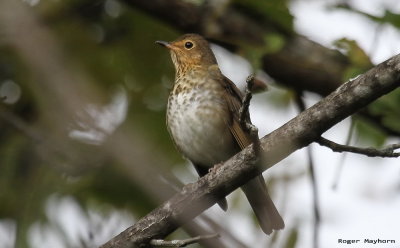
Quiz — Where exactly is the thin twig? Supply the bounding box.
[317,137,400,158]
[239,75,261,155]
[306,146,320,248]
[294,92,320,248]
[198,215,248,248]
[332,120,355,190]
[239,75,254,126]
[150,234,220,247]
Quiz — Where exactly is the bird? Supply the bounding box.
[156,33,284,235]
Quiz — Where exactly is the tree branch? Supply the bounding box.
[100,54,400,248]
[149,234,220,247]
[317,137,400,157]
[332,120,356,189]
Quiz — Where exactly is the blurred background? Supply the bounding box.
[0,0,399,247]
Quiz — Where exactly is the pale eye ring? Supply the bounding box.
[184,41,194,49]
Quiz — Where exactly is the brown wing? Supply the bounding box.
[217,72,285,234]
[219,75,252,150]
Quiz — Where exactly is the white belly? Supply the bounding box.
[167,88,237,167]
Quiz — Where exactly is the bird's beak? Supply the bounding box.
[155,40,172,49]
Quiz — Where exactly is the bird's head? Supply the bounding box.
[156,33,217,76]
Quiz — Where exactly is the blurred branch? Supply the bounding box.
[121,0,267,43]
[100,52,400,248]
[149,234,220,247]
[122,0,400,137]
[293,92,320,248]
[317,137,400,158]
[125,0,349,95]
[122,0,346,92]
[195,215,248,248]
[331,120,355,190]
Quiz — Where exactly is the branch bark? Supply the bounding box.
[149,234,220,247]
[100,53,400,248]
[317,137,400,157]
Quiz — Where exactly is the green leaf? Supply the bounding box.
[333,38,373,80]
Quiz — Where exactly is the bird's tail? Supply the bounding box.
[241,176,284,235]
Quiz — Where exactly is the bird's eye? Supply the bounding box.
[184,41,194,49]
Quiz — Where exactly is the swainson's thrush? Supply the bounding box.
[156,34,284,235]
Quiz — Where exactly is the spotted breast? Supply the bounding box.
[166,69,237,167]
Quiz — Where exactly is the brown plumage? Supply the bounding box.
[156,33,284,234]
